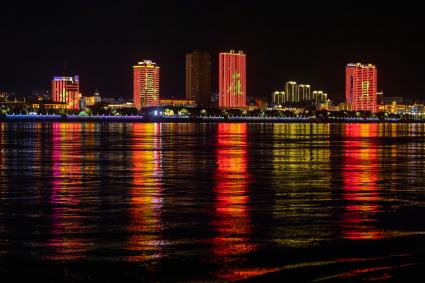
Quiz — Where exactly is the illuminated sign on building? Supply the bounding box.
[362,81,369,96]
[228,72,243,96]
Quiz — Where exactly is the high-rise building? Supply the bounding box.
[298,84,311,101]
[133,60,160,110]
[285,81,298,102]
[219,50,246,108]
[51,76,81,110]
[272,91,286,105]
[312,90,328,103]
[186,51,211,107]
[346,63,378,112]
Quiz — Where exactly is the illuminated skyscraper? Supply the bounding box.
[186,51,211,107]
[219,50,246,108]
[285,81,297,102]
[133,60,160,110]
[312,90,327,103]
[51,76,81,110]
[272,91,286,105]
[298,84,311,101]
[346,63,378,112]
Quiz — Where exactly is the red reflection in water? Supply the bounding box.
[341,124,383,240]
[0,124,5,182]
[127,123,164,261]
[49,123,87,259]
[212,123,256,280]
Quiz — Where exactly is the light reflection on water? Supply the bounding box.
[128,123,164,261]
[271,124,333,248]
[1,122,425,281]
[49,123,87,260]
[341,123,383,240]
[212,123,255,258]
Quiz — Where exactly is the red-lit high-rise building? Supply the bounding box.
[51,76,81,110]
[346,63,378,112]
[219,50,246,108]
[133,60,160,110]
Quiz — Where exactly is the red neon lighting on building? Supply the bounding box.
[346,63,378,112]
[51,76,81,110]
[219,50,246,108]
[133,60,160,110]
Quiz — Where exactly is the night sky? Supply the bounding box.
[1,0,424,101]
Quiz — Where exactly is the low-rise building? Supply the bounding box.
[104,102,136,110]
[31,102,67,111]
[159,99,196,108]
[379,102,425,115]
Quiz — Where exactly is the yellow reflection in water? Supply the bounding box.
[127,123,164,261]
[272,124,332,247]
[80,123,99,177]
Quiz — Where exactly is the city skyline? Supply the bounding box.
[0,1,424,101]
[2,50,381,105]
[4,55,382,113]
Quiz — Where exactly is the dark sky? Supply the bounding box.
[1,0,424,100]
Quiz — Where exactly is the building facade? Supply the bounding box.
[84,91,102,107]
[133,60,160,110]
[159,99,197,108]
[219,50,246,108]
[186,51,211,107]
[346,63,378,112]
[285,81,297,102]
[312,90,328,103]
[298,84,311,101]
[272,91,286,105]
[51,76,81,110]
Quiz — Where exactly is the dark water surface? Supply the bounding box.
[1,122,425,282]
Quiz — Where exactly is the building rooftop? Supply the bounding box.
[53,76,79,82]
[134,60,159,68]
[220,50,245,55]
[347,63,376,68]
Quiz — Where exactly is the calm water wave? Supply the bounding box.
[1,122,425,282]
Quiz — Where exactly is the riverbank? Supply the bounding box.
[1,114,424,123]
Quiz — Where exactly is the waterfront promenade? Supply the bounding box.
[0,114,419,123]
